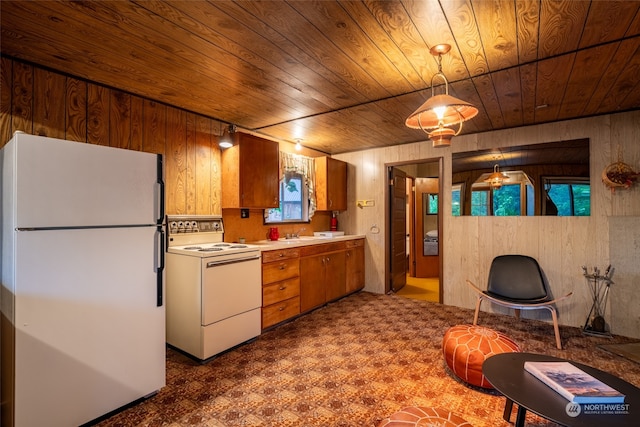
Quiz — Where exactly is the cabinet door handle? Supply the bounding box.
[279,253,284,257]
[279,286,286,290]
[279,306,285,311]
[279,264,286,270]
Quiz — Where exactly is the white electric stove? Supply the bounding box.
[166,216,261,257]
[165,215,262,360]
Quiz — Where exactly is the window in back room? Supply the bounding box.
[542,177,590,216]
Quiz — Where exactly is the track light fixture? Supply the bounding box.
[218,124,236,149]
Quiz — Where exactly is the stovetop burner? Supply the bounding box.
[166,215,261,258]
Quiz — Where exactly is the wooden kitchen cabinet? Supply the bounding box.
[315,157,347,211]
[299,241,346,312]
[345,238,365,294]
[261,247,300,329]
[222,132,279,209]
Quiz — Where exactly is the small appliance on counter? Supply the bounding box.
[165,215,262,360]
[314,231,346,238]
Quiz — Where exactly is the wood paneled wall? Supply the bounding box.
[0,57,222,215]
[0,56,332,239]
[335,110,640,339]
[1,56,224,216]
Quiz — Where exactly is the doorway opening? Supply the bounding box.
[386,159,442,303]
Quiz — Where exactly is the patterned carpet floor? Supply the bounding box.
[96,292,640,427]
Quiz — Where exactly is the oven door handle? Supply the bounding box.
[206,255,261,268]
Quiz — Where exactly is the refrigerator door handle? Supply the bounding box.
[155,227,165,307]
[156,154,165,225]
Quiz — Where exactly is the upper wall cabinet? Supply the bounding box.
[315,157,347,211]
[222,132,279,209]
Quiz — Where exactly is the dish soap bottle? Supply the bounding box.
[330,211,338,231]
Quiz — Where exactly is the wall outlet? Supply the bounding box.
[240,209,249,218]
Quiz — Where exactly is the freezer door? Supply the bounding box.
[11,133,162,228]
[13,227,165,427]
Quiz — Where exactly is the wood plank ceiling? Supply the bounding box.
[1,0,639,154]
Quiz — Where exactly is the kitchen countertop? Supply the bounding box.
[250,234,366,250]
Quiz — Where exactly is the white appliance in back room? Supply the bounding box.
[0,132,166,427]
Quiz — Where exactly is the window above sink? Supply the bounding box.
[264,172,311,224]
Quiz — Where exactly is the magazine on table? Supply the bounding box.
[524,361,625,404]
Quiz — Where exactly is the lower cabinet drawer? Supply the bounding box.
[262,296,300,329]
[262,259,300,284]
[263,277,300,306]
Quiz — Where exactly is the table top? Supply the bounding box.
[483,352,640,426]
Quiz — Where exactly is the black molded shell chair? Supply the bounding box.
[467,254,572,349]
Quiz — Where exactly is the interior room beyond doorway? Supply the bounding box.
[396,275,439,302]
[394,160,441,303]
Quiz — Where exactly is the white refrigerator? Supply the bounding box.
[1,132,166,426]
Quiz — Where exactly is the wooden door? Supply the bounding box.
[315,157,347,211]
[390,167,407,292]
[299,254,326,312]
[407,177,416,277]
[324,251,346,301]
[327,158,347,210]
[239,134,279,208]
[346,241,365,293]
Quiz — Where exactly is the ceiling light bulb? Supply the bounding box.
[433,106,447,120]
[295,139,302,151]
[218,124,234,148]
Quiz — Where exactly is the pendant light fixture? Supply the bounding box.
[485,164,509,189]
[405,44,478,147]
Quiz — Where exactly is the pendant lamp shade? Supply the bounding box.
[406,44,478,147]
[485,164,509,189]
[405,94,479,130]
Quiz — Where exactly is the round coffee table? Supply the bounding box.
[483,352,639,426]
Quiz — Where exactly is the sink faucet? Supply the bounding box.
[292,227,306,238]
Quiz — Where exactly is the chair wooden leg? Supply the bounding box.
[473,298,482,325]
[550,307,562,350]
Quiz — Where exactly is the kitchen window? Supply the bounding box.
[265,172,310,223]
[264,152,316,224]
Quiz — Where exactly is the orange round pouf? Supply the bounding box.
[442,324,520,388]
[377,406,472,427]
